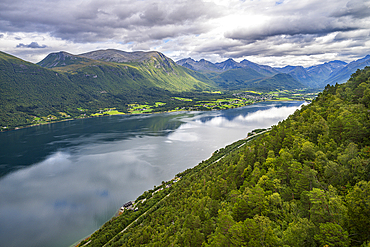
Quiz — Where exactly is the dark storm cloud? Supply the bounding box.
[225,15,357,42]
[16,42,47,48]
[334,30,370,42]
[0,0,222,43]
[331,0,370,19]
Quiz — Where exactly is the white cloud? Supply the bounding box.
[0,0,369,66]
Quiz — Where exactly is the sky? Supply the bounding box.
[0,0,370,67]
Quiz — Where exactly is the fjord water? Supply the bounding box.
[0,101,304,247]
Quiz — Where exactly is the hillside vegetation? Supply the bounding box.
[79,67,370,247]
[38,50,215,92]
[0,51,214,129]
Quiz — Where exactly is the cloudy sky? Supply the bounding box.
[0,0,369,67]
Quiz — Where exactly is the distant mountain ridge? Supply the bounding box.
[240,59,277,76]
[249,73,304,90]
[39,49,178,72]
[177,57,302,90]
[323,55,370,85]
[39,49,178,67]
[177,57,277,76]
[37,51,92,68]
[177,55,370,88]
[79,49,173,65]
[306,60,348,87]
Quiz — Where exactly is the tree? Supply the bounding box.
[253,215,279,246]
[290,163,318,198]
[314,222,349,247]
[307,186,346,225]
[232,197,250,223]
[323,161,349,187]
[266,192,283,221]
[282,218,316,247]
[228,216,278,247]
[346,181,370,245]
[232,185,267,222]
[207,210,235,246]
[229,220,259,246]
[245,162,263,187]
[299,141,317,162]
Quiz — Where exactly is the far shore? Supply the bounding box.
[1,99,307,132]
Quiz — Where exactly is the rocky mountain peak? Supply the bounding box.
[78,49,171,64]
[37,51,86,68]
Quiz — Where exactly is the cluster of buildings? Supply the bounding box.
[118,177,181,214]
[233,92,273,101]
[119,201,138,213]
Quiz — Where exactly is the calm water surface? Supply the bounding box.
[0,101,304,247]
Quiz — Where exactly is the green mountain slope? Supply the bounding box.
[38,49,214,92]
[0,50,215,129]
[210,69,304,91]
[0,51,89,128]
[209,68,265,90]
[248,73,305,90]
[80,67,370,247]
[36,51,91,68]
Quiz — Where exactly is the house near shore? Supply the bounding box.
[123,201,133,207]
[119,201,135,213]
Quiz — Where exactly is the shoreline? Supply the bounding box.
[72,127,273,247]
[1,99,306,133]
[0,109,180,132]
[1,100,306,247]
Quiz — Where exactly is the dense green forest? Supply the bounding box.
[79,67,370,247]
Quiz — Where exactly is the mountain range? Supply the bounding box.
[1,48,370,129]
[177,55,370,88]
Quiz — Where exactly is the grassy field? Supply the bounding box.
[91,108,126,116]
[171,97,193,101]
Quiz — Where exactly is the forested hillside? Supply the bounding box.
[80,67,370,247]
[0,51,213,129]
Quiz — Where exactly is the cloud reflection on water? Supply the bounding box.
[0,142,163,247]
[0,101,304,247]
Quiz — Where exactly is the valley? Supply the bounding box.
[23,89,318,128]
[2,48,362,131]
[2,0,370,246]
[1,47,370,246]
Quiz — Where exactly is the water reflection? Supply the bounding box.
[0,101,304,247]
[0,113,186,177]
